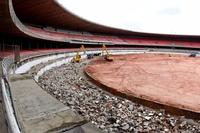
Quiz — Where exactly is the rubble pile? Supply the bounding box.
[38,62,200,132]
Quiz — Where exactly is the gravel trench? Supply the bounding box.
[38,61,200,133]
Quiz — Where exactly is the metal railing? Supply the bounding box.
[0,44,21,133]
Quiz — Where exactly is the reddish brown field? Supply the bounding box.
[85,53,200,113]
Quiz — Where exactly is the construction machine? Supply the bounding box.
[71,45,86,63]
[101,44,113,62]
[71,44,113,63]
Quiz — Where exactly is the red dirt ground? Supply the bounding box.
[85,53,200,113]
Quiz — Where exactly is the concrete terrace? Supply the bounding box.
[9,73,102,133]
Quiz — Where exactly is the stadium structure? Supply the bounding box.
[0,0,200,133]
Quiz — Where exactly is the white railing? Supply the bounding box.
[1,57,21,133]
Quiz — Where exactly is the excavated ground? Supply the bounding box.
[38,56,200,132]
[85,54,200,114]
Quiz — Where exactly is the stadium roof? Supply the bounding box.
[1,0,200,45]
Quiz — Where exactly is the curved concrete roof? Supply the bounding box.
[1,0,200,47]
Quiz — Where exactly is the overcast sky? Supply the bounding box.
[57,0,200,35]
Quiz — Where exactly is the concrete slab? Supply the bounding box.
[80,122,103,133]
[10,75,88,133]
[62,123,103,133]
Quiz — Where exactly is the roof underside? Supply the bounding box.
[12,0,136,35]
[1,0,200,46]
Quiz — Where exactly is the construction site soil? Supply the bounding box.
[85,53,200,114]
